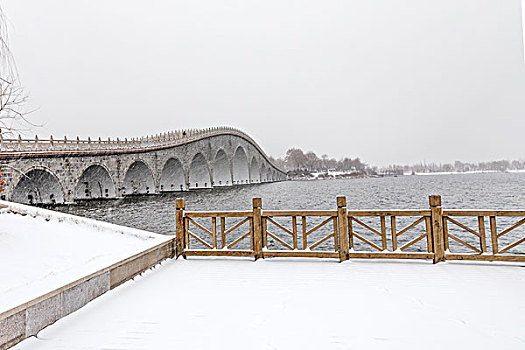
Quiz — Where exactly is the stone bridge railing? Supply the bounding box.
[0,126,283,172]
[1,126,257,154]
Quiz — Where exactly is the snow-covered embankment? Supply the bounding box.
[0,201,174,349]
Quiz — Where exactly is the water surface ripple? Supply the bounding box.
[55,173,525,236]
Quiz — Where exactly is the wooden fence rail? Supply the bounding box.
[443,209,525,262]
[174,195,525,263]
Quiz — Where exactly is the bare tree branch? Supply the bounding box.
[0,5,37,138]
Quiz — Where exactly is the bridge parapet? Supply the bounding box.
[1,126,259,154]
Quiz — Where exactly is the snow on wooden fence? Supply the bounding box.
[174,195,525,263]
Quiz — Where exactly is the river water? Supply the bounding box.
[53,172,525,252]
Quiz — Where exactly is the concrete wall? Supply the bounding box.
[0,239,174,350]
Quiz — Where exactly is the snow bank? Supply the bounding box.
[0,201,171,313]
[16,258,525,349]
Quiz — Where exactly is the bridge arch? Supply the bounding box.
[11,167,65,204]
[160,157,185,192]
[74,164,116,200]
[232,146,249,185]
[249,157,260,183]
[266,168,272,182]
[212,149,232,186]
[260,165,267,182]
[189,153,212,189]
[123,160,155,195]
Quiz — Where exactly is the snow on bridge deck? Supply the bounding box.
[15,257,525,349]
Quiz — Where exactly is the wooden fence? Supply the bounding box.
[174,195,525,263]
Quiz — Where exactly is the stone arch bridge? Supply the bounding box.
[0,127,286,204]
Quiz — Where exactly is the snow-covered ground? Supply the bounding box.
[15,258,525,349]
[0,201,170,313]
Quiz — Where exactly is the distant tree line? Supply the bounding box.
[269,148,368,178]
[270,147,525,178]
[375,159,525,175]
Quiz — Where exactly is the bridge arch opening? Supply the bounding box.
[74,165,116,200]
[160,158,185,192]
[267,168,272,182]
[232,146,249,185]
[249,157,260,183]
[212,149,231,186]
[11,168,64,204]
[123,161,155,195]
[189,153,211,189]
[260,165,268,182]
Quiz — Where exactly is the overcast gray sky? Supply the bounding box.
[3,0,525,165]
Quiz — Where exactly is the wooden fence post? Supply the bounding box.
[175,198,186,259]
[336,196,350,262]
[252,197,263,260]
[429,195,445,263]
